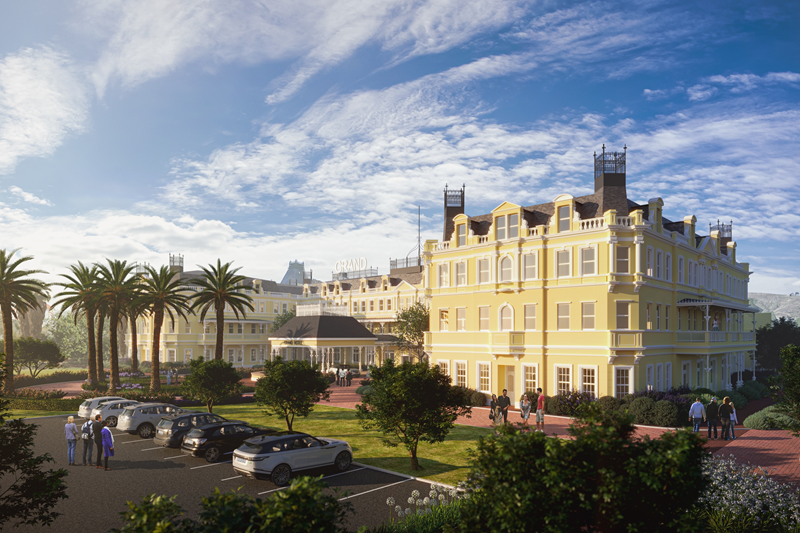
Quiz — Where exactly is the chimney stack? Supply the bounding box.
[594,145,629,215]
[443,184,465,242]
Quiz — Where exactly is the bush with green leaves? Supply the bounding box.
[743,405,800,431]
[254,357,330,431]
[13,370,87,388]
[749,380,771,398]
[627,396,656,425]
[450,387,486,407]
[713,390,748,410]
[545,389,595,417]
[693,387,714,396]
[597,395,620,412]
[355,384,373,395]
[113,476,353,533]
[180,358,242,413]
[453,406,707,533]
[652,400,680,427]
[737,382,762,401]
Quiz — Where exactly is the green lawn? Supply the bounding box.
[7,410,74,418]
[214,404,489,486]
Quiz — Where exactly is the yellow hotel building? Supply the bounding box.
[424,147,758,400]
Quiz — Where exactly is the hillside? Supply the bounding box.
[749,293,800,323]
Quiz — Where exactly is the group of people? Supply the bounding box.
[335,367,353,387]
[490,388,546,432]
[689,396,739,440]
[63,415,115,470]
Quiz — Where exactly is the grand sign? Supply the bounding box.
[335,257,367,273]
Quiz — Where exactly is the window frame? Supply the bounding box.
[499,256,513,282]
[523,252,538,280]
[554,364,572,395]
[616,245,630,274]
[498,304,514,331]
[578,365,598,397]
[665,253,672,281]
[477,362,492,394]
[478,306,490,331]
[556,248,572,278]
[456,308,466,331]
[557,302,570,330]
[455,261,467,286]
[438,263,450,288]
[524,304,536,331]
[616,301,630,330]
[438,360,450,378]
[558,205,570,232]
[457,224,466,247]
[478,258,490,284]
[580,245,597,276]
[646,246,654,277]
[581,301,596,330]
[495,215,507,240]
[614,366,634,398]
[521,363,539,394]
[455,360,467,388]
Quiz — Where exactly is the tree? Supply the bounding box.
[271,309,296,333]
[770,344,800,437]
[113,477,352,533]
[12,337,64,377]
[394,301,429,362]
[755,316,800,371]
[126,298,148,374]
[189,260,254,360]
[355,360,472,470]
[454,407,707,533]
[52,262,101,386]
[136,265,192,392]
[95,259,138,393]
[0,249,49,394]
[254,357,330,431]
[180,358,241,413]
[0,370,68,528]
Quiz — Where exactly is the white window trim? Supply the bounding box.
[646,364,654,391]
[656,250,663,279]
[454,360,468,388]
[437,359,451,377]
[438,263,450,288]
[556,302,570,331]
[665,253,672,282]
[478,257,491,284]
[521,363,539,394]
[554,364,572,395]
[497,303,514,332]
[476,361,492,394]
[455,307,467,332]
[578,365,599,396]
[682,360,691,388]
[581,300,596,331]
[455,261,468,287]
[616,244,630,274]
[579,244,598,277]
[478,306,490,331]
[438,307,450,332]
[497,254,515,283]
[523,303,536,331]
[613,366,634,397]
[655,362,664,391]
[555,248,572,279]
[183,348,192,363]
[523,251,538,280]
[665,362,673,390]
[646,246,654,277]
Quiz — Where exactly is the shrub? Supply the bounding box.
[743,405,800,431]
[545,389,596,417]
[370,485,465,532]
[3,389,67,400]
[630,388,693,423]
[597,395,620,412]
[2,397,84,412]
[355,385,373,395]
[736,383,761,401]
[652,400,680,427]
[13,370,88,389]
[628,397,656,425]
[452,387,486,407]
[693,387,714,396]
[749,380,770,398]
[122,391,178,404]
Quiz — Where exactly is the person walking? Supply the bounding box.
[688,397,706,433]
[706,397,720,440]
[519,394,532,431]
[535,388,545,433]
[100,420,115,471]
[730,402,738,440]
[80,416,94,466]
[64,416,79,466]
[489,394,499,427]
[346,370,352,387]
[92,415,105,468]
[335,368,340,386]
[497,389,511,424]
[718,397,734,441]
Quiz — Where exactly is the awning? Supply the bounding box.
[676,298,760,313]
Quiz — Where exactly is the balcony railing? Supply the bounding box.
[615,216,633,226]
[677,331,755,343]
[390,257,422,270]
[579,217,606,231]
[435,242,450,251]
[331,268,378,280]
[528,226,548,237]
[297,303,350,317]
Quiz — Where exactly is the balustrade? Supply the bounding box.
[615,216,633,226]
[579,217,606,230]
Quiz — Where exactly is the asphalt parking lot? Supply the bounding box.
[2,415,447,533]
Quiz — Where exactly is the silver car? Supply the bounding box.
[233,432,353,486]
[89,400,141,427]
[117,403,186,439]
[78,396,126,420]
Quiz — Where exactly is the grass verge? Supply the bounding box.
[214,404,489,486]
[7,410,74,418]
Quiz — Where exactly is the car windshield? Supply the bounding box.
[157,419,174,429]
[186,429,204,438]
[239,442,263,454]
[122,409,135,417]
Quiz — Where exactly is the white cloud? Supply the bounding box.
[643,86,684,100]
[705,71,800,93]
[8,186,52,206]
[0,46,90,175]
[687,84,718,101]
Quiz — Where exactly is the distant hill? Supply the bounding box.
[749,293,800,323]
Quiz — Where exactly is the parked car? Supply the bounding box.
[232,432,353,486]
[181,421,275,463]
[78,396,126,420]
[89,400,141,427]
[117,403,186,439]
[153,412,228,448]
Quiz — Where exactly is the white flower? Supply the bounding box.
[411,490,420,499]
[438,494,445,501]
[397,510,404,518]
[405,508,412,516]
[408,497,415,504]
[386,497,395,506]
[395,505,401,513]
[429,489,437,498]
[417,499,424,506]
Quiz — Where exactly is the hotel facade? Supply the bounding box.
[423,147,758,399]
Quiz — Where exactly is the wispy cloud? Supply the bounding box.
[687,84,718,101]
[8,186,52,206]
[705,71,800,93]
[0,46,90,175]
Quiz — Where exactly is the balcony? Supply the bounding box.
[676,332,755,343]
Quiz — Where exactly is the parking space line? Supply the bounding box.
[120,439,149,444]
[140,447,164,451]
[190,461,232,470]
[255,467,367,495]
[164,455,188,460]
[221,475,242,481]
[338,478,413,501]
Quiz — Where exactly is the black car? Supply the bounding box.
[153,412,227,448]
[180,421,276,462]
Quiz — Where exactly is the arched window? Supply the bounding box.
[500,305,513,331]
[500,257,512,282]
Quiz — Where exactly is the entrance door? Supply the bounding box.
[505,367,515,404]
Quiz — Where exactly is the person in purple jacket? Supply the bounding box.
[100,420,115,471]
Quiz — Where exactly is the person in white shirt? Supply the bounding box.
[688,398,706,433]
[730,402,738,440]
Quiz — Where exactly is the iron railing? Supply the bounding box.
[594,144,626,179]
[710,220,733,238]
[331,268,379,281]
[390,256,422,270]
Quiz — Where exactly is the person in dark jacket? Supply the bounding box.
[101,421,115,471]
[718,396,734,441]
[346,370,352,387]
[92,415,105,467]
[80,417,94,466]
[497,389,512,424]
[706,398,720,440]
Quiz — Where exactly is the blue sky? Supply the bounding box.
[0,0,798,292]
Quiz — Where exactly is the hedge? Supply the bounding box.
[743,405,800,431]
[2,397,84,412]
[14,370,88,388]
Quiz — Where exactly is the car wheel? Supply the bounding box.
[204,446,221,463]
[335,451,352,472]
[138,423,155,439]
[271,464,291,486]
[106,416,118,427]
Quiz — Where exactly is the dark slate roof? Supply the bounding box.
[271,315,376,340]
[376,334,399,343]
[179,270,308,295]
[316,272,423,288]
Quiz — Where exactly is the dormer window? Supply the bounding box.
[496,216,506,239]
[558,206,570,232]
[508,214,519,238]
[495,214,519,240]
[457,224,466,247]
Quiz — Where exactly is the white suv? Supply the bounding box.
[89,400,141,427]
[78,396,126,420]
[117,403,186,439]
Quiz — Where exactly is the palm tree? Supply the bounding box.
[136,265,192,392]
[126,298,148,374]
[95,259,138,393]
[0,249,49,393]
[96,304,107,384]
[51,262,101,387]
[189,260,254,361]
